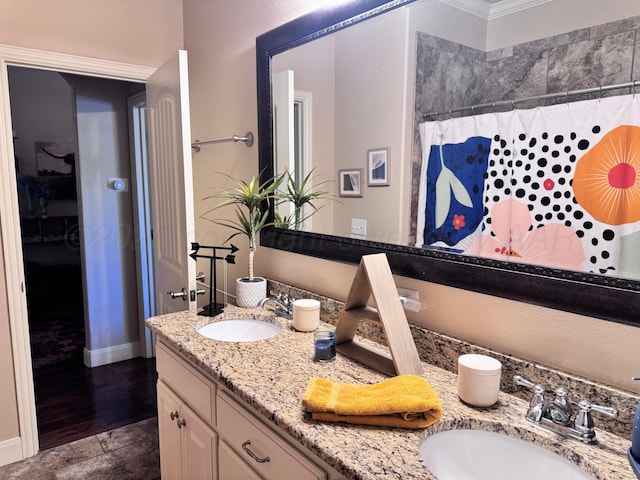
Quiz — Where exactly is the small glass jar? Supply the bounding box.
[314,330,336,362]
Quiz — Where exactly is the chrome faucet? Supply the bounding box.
[514,375,617,445]
[258,291,295,319]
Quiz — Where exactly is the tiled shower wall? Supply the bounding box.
[410,15,640,243]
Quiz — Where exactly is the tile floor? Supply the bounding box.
[0,417,160,479]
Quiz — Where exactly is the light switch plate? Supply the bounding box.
[351,218,367,236]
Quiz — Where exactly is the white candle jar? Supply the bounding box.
[457,354,502,407]
[292,299,321,332]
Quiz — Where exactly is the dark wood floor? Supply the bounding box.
[33,356,158,450]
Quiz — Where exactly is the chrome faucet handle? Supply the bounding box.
[574,400,618,433]
[544,387,573,426]
[552,387,571,409]
[513,375,538,389]
[272,291,289,303]
[514,375,545,395]
[279,292,296,310]
[513,375,546,421]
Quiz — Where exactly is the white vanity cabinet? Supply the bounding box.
[156,340,343,480]
[157,382,217,479]
[156,342,217,479]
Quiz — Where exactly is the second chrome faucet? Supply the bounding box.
[514,374,617,445]
[258,291,295,319]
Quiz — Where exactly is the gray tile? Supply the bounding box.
[54,452,127,480]
[548,31,634,92]
[110,442,161,479]
[0,442,96,479]
[96,417,158,452]
[0,418,159,480]
[589,15,640,39]
[55,442,160,480]
[64,434,105,457]
[484,49,549,101]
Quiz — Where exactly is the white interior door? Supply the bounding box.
[273,70,295,222]
[146,50,196,314]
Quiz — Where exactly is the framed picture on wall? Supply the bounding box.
[338,169,363,197]
[367,147,390,186]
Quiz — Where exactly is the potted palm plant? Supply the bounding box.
[276,169,335,230]
[204,172,285,307]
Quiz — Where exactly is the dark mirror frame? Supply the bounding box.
[256,0,640,327]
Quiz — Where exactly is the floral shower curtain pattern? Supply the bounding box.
[417,94,640,279]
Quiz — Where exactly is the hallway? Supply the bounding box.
[0,357,159,478]
[34,357,157,450]
[34,358,157,451]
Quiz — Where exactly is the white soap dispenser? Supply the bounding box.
[629,377,640,478]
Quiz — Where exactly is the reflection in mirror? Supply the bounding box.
[272,9,409,243]
[257,0,640,325]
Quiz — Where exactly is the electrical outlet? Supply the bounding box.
[351,218,367,236]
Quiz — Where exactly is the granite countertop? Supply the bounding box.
[146,307,635,480]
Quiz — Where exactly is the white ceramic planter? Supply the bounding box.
[235,277,267,308]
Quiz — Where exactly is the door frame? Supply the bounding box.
[0,43,155,459]
[128,92,156,358]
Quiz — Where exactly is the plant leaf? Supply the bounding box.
[449,173,473,208]
[434,168,452,229]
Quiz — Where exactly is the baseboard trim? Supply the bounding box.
[0,437,23,467]
[83,342,140,368]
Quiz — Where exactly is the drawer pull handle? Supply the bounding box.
[170,411,179,421]
[177,419,186,429]
[242,440,270,463]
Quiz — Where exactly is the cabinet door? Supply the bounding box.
[219,440,262,480]
[158,382,183,480]
[181,403,217,480]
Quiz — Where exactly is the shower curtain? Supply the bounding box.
[417,94,640,279]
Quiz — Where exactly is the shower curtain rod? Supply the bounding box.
[422,80,640,120]
[191,131,254,152]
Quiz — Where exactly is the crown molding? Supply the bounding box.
[439,0,552,21]
[0,44,155,81]
[489,0,552,19]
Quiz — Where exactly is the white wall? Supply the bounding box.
[487,0,640,50]
[333,8,409,243]
[0,0,183,67]
[272,35,336,234]
[0,229,19,459]
[72,76,140,361]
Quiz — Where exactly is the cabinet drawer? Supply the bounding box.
[217,392,325,480]
[156,342,215,425]
[219,440,262,480]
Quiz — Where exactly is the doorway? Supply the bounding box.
[7,66,157,449]
[10,67,84,369]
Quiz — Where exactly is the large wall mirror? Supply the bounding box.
[257,0,640,326]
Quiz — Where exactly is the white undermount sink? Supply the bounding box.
[420,429,594,480]
[197,318,282,342]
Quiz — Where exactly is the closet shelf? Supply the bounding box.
[21,215,79,244]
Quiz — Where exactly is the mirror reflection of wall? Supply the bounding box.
[271,0,640,280]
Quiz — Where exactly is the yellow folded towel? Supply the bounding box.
[302,375,442,429]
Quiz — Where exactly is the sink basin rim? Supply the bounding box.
[197,316,282,342]
[420,427,595,480]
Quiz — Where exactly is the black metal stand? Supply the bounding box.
[190,242,238,317]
